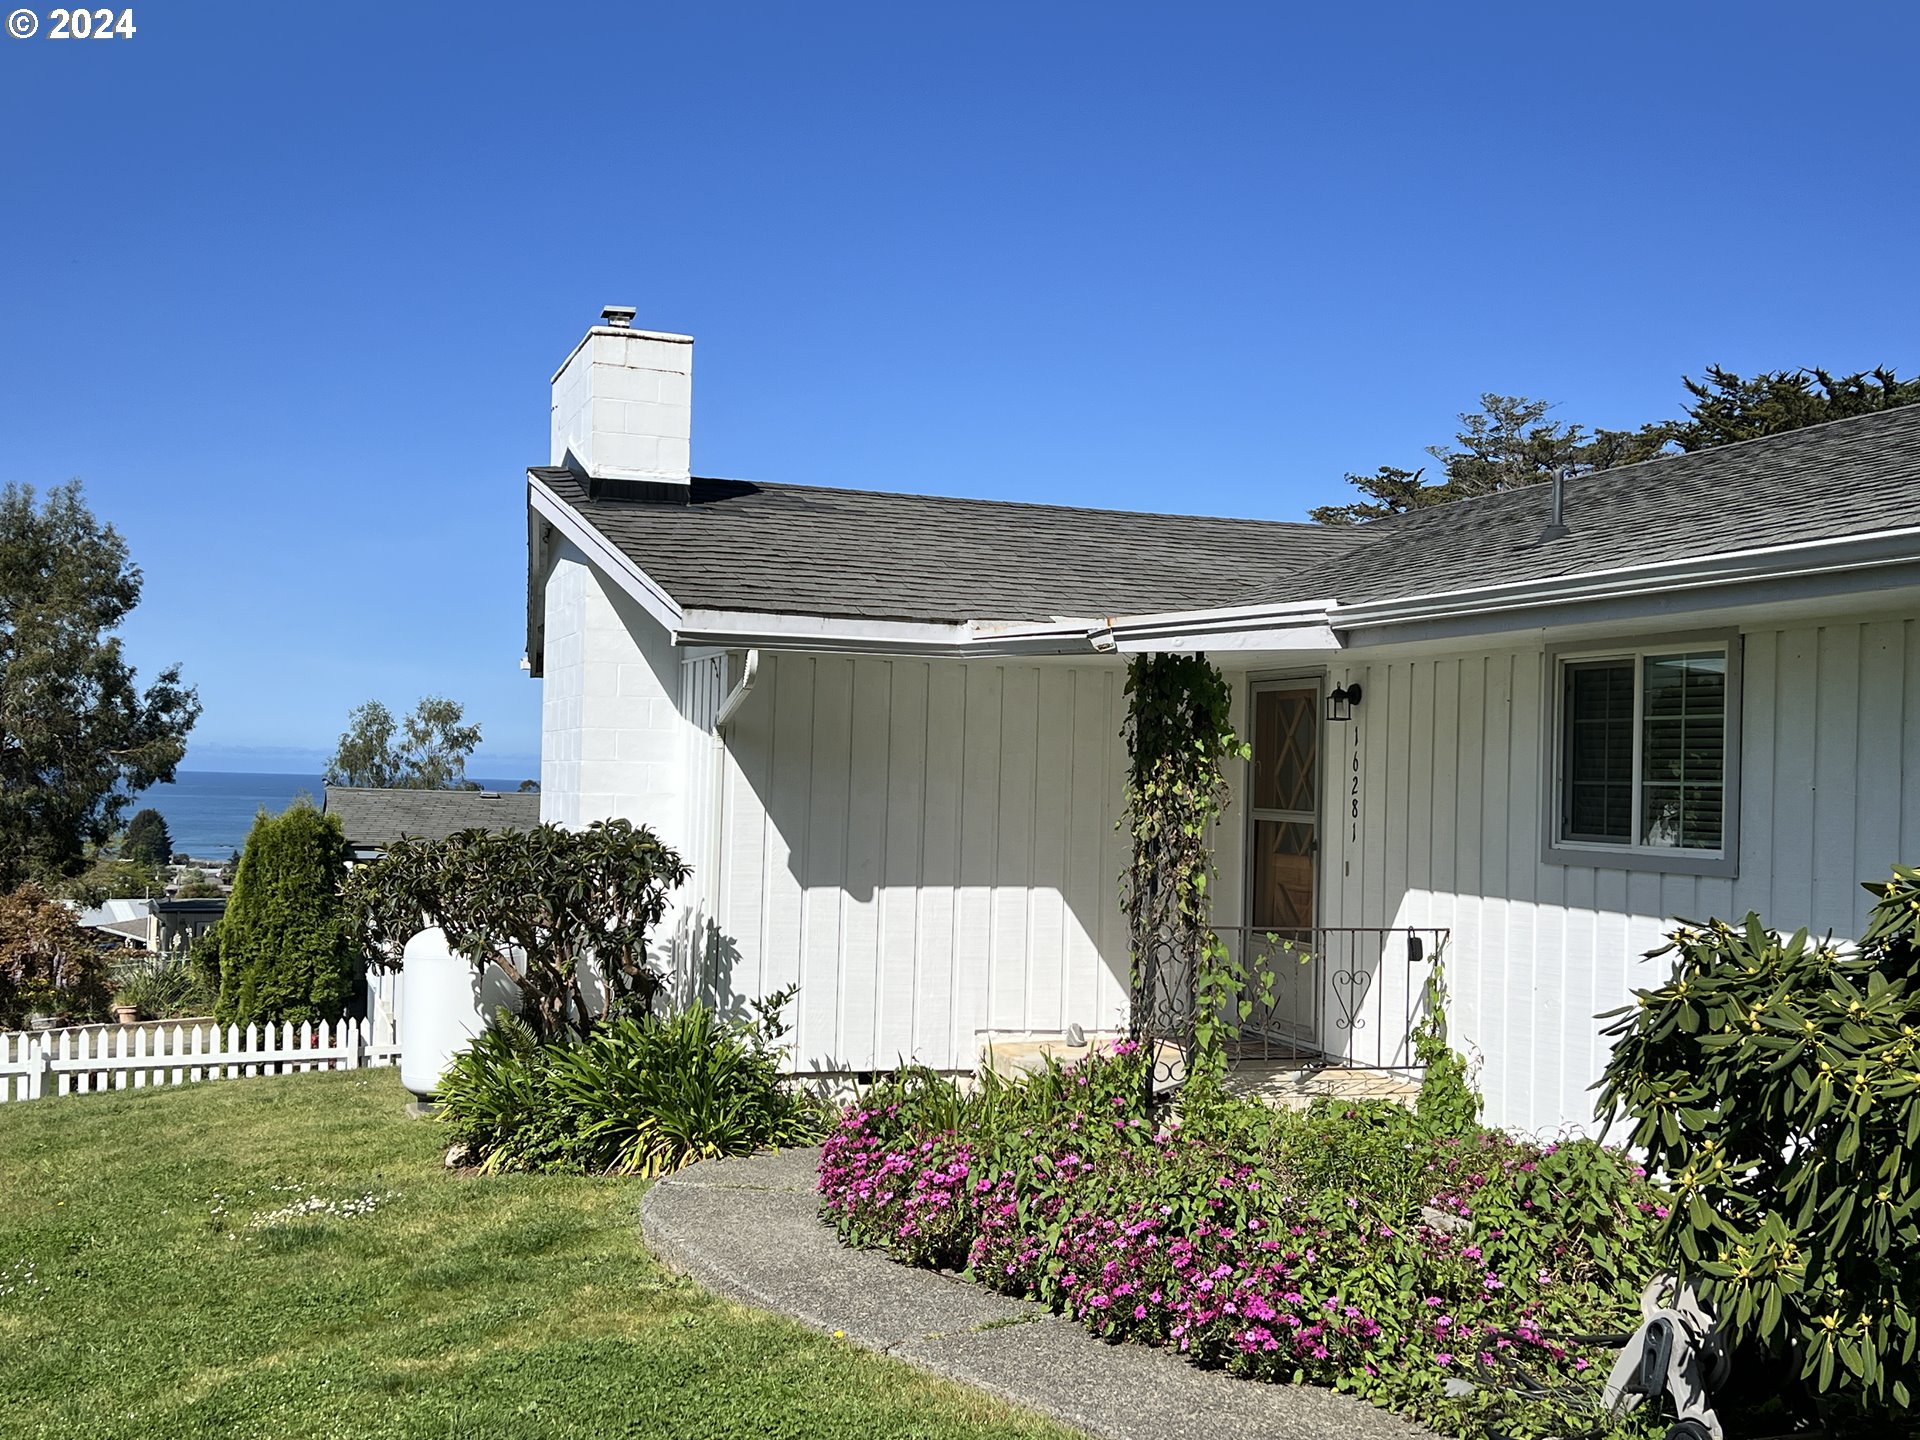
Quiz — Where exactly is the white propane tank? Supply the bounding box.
[397,927,518,1099]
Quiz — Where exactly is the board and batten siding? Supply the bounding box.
[707,652,1134,1075]
[1313,612,1920,1137]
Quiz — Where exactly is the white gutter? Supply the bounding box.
[715,649,760,731]
[675,607,1104,657]
[1096,597,1340,653]
[702,648,760,994]
[1327,524,1920,631]
[1076,526,1920,652]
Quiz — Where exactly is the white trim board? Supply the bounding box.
[528,474,685,634]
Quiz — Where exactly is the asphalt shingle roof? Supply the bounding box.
[532,469,1361,624]
[322,787,541,849]
[1239,405,1920,607]
[535,404,1920,626]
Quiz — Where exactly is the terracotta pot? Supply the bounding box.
[113,1004,140,1026]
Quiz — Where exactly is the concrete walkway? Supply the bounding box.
[640,1148,1440,1440]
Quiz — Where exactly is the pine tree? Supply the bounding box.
[212,804,355,1027]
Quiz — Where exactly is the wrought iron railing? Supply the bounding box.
[1131,925,1448,1101]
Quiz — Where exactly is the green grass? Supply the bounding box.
[0,1069,1076,1440]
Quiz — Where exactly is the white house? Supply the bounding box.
[524,306,1920,1135]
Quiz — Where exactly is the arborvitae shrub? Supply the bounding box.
[213,804,354,1028]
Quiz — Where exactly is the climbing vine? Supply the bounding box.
[1410,950,1481,1134]
[1121,654,1262,1086]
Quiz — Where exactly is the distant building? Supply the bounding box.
[321,786,543,862]
[321,786,542,1036]
[75,896,224,958]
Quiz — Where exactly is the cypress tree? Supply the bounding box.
[213,803,354,1027]
[122,808,173,867]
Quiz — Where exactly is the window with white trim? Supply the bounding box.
[1547,637,1739,874]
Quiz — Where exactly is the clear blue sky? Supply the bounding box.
[3,2,1916,775]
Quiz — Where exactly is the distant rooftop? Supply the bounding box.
[322,786,541,854]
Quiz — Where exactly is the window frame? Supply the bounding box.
[1540,630,1743,879]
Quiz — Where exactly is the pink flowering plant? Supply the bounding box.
[821,1047,1677,1439]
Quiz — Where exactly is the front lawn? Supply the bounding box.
[0,1069,1075,1440]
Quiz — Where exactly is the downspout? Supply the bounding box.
[704,650,760,988]
[716,649,761,733]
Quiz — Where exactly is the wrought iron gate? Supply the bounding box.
[1130,926,1449,1101]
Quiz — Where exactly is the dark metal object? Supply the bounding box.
[1129,919,1196,1108]
[1603,1278,1733,1440]
[1128,926,1448,1105]
[1633,1318,1677,1398]
[1539,464,1572,542]
[1327,683,1363,722]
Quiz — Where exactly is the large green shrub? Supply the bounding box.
[345,819,689,1041]
[436,990,821,1175]
[1597,864,1920,1417]
[212,804,355,1028]
[0,882,110,1025]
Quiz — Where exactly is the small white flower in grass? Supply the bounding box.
[0,1258,48,1302]
[245,1186,397,1231]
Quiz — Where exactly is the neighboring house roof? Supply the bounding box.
[1239,404,1920,607]
[153,898,226,918]
[321,787,542,852]
[530,467,1361,624]
[96,918,151,943]
[77,898,150,929]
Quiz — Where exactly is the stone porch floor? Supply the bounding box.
[979,1036,1419,1112]
[1222,1058,1421,1110]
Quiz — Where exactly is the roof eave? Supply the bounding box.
[1328,523,1920,639]
[677,607,1106,658]
[528,471,687,639]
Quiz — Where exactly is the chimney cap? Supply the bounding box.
[599,305,637,328]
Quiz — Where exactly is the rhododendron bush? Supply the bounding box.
[820,1044,1676,1439]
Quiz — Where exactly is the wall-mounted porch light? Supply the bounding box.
[1327,682,1362,722]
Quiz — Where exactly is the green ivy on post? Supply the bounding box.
[1120,653,1257,1102]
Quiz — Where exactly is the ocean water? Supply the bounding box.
[126,771,525,860]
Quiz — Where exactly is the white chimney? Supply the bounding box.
[549,306,693,497]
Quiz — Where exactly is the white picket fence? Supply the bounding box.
[0,1017,401,1103]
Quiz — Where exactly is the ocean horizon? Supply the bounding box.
[127,770,534,860]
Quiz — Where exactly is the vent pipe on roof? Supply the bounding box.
[1538,466,1571,543]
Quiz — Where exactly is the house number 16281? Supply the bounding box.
[1349,722,1361,842]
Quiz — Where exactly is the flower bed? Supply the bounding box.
[820,1046,1675,1440]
